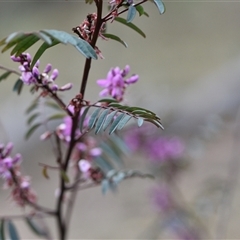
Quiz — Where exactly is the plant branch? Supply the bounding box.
[0,65,21,76]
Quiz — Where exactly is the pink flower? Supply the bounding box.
[97,65,139,101]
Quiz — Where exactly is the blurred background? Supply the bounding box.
[1,0,240,239]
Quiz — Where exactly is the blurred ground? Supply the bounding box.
[1,1,240,239]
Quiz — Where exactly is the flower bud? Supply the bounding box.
[59,83,73,91]
[51,69,59,81]
[44,63,52,74]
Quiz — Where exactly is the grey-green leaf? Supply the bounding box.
[102,110,117,131]
[94,156,114,174]
[88,108,101,129]
[79,106,91,133]
[127,5,137,23]
[95,109,110,134]
[25,217,48,238]
[102,33,128,48]
[33,32,52,45]
[100,141,123,166]
[109,113,125,134]
[7,220,20,240]
[42,30,97,59]
[101,179,110,195]
[0,219,5,240]
[97,98,118,103]
[153,0,165,14]
[114,17,146,38]
[137,117,144,127]
[117,115,132,130]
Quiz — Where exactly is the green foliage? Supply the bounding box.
[25,98,66,139]
[7,220,20,240]
[114,17,146,38]
[102,33,128,48]
[0,71,11,82]
[0,30,97,65]
[12,79,23,95]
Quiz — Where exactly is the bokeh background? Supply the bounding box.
[1,0,240,239]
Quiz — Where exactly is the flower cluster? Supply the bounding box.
[0,142,37,207]
[124,125,185,163]
[97,65,139,101]
[11,53,72,92]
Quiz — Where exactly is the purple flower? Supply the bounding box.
[97,65,139,101]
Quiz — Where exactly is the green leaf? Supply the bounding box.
[137,117,144,127]
[1,33,25,53]
[153,0,165,14]
[11,34,39,56]
[102,110,117,131]
[135,5,145,16]
[127,5,137,23]
[117,115,132,130]
[45,101,63,111]
[114,17,146,38]
[27,113,40,125]
[109,113,125,134]
[0,219,5,240]
[79,106,90,133]
[41,30,97,59]
[60,170,70,183]
[95,109,110,134]
[7,220,20,240]
[88,108,101,129]
[25,123,41,140]
[0,38,6,47]
[0,71,11,82]
[47,113,66,121]
[31,39,60,69]
[26,100,38,114]
[144,118,164,129]
[25,217,48,237]
[102,33,128,48]
[97,98,118,103]
[12,79,23,95]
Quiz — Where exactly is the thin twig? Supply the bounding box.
[0,65,21,76]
